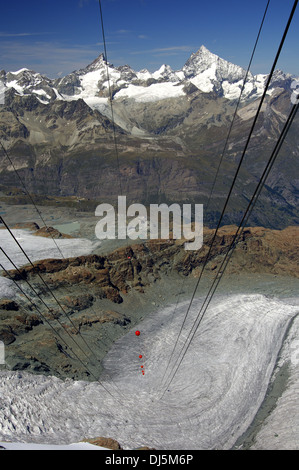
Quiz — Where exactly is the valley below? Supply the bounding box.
[0,201,298,450]
[0,45,298,450]
[1,46,299,230]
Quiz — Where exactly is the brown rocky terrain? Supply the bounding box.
[0,221,73,239]
[32,226,73,239]
[4,224,299,290]
[0,224,298,380]
[81,437,122,450]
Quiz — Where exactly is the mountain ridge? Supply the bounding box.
[1,45,296,109]
[1,224,298,380]
[0,46,298,229]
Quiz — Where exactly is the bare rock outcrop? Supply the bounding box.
[1,224,298,380]
[81,437,122,450]
[4,226,299,305]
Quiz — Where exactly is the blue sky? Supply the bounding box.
[0,0,298,78]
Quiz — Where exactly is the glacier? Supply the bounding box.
[0,441,109,450]
[114,82,186,103]
[0,292,298,450]
[0,228,102,299]
[0,229,101,271]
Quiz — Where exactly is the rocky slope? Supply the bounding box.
[0,224,298,380]
[0,46,298,228]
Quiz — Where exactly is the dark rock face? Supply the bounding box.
[0,298,43,346]
[0,299,19,311]
[32,226,73,239]
[5,225,298,288]
[54,73,82,96]
[0,328,16,345]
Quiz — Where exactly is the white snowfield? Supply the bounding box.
[0,441,108,450]
[0,229,101,271]
[114,82,185,103]
[250,311,299,450]
[0,294,298,450]
[0,228,101,298]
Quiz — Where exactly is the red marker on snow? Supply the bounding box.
[139,355,143,359]
[135,330,140,336]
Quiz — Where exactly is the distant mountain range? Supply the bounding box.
[0,46,298,228]
[0,45,295,120]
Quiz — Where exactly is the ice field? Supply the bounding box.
[0,229,101,270]
[0,228,101,298]
[0,292,298,450]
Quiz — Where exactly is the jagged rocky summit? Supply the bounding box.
[0,45,294,106]
[0,46,298,228]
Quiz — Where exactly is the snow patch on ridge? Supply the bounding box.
[114,82,185,102]
[1,46,292,109]
[190,63,217,93]
[10,68,30,75]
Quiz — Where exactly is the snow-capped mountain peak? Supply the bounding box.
[83,53,107,74]
[184,45,247,83]
[187,44,219,65]
[1,68,54,103]
[9,67,30,76]
[152,64,175,80]
[0,45,294,111]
